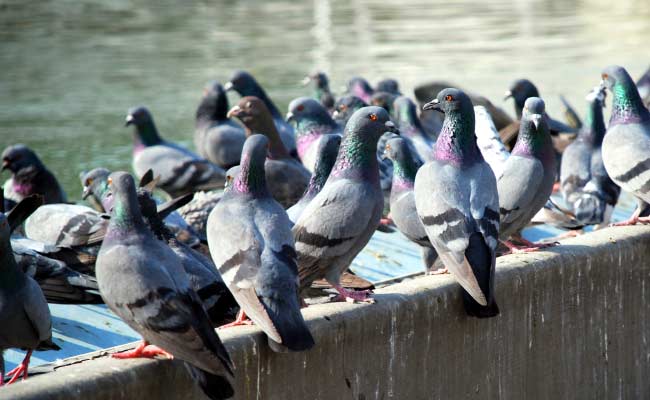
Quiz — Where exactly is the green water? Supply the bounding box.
[1,0,649,199]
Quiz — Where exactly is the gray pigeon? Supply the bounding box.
[0,196,60,384]
[497,97,556,250]
[376,78,402,95]
[331,95,368,127]
[561,86,620,227]
[80,167,112,212]
[227,97,311,208]
[195,81,246,170]
[600,65,650,225]
[286,97,342,172]
[126,106,226,198]
[302,71,335,110]
[2,144,67,211]
[383,137,438,271]
[95,172,234,400]
[293,106,398,302]
[345,76,374,104]
[225,70,297,158]
[392,96,436,162]
[24,204,107,247]
[370,91,399,115]
[207,134,314,352]
[474,106,510,179]
[415,88,499,318]
[287,134,341,223]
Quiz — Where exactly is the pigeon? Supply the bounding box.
[376,78,402,95]
[332,95,368,127]
[561,86,620,227]
[227,97,311,208]
[497,97,557,251]
[345,76,374,104]
[600,65,650,225]
[383,137,438,271]
[95,171,234,400]
[207,134,314,352]
[126,106,226,198]
[195,81,246,170]
[2,144,67,211]
[286,96,342,172]
[136,189,238,326]
[293,106,398,302]
[415,88,499,318]
[80,167,112,212]
[225,70,297,158]
[302,71,335,110]
[504,79,577,135]
[370,91,399,115]
[0,195,60,385]
[24,204,107,247]
[392,96,436,162]
[636,66,650,108]
[287,134,341,223]
[474,106,510,178]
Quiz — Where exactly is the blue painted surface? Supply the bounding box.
[3,193,638,371]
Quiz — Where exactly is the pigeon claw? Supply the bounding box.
[333,285,375,303]
[429,267,450,275]
[113,341,174,360]
[4,350,32,385]
[218,310,254,329]
[610,216,650,227]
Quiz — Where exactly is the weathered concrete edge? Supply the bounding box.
[5,225,650,399]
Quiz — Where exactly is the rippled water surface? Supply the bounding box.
[1,0,649,197]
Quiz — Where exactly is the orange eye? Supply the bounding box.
[339,104,347,111]
[87,178,93,186]
[107,177,113,186]
[601,73,608,80]
[445,95,453,101]
[369,114,378,121]
[385,144,391,151]
[296,105,305,112]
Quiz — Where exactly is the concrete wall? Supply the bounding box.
[6,226,650,400]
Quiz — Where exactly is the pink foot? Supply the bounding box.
[502,240,558,254]
[113,341,174,360]
[333,284,375,303]
[4,350,32,385]
[611,216,650,226]
[429,267,449,275]
[218,310,254,329]
[380,217,393,226]
[552,182,561,193]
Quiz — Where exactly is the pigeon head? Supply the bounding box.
[601,65,650,125]
[345,106,398,142]
[302,72,330,91]
[505,79,539,118]
[376,79,401,95]
[81,167,112,210]
[1,144,44,174]
[370,92,398,114]
[582,86,607,144]
[228,96,287,158]
[513,97,552,156]
[125,106,162,146]
[224,166,241,193]
[393,96,423,133]
[233,134,269,196]
[384,137,418,190]
[196,81,230,122]
[225,70,261,96]
[332,95,368,125]
[346,77,374,103]
[423,88,474,115]
[104,171,147,234]
[286,97,337,132]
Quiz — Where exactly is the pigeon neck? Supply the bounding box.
[0,237,23,286]
[134,121,163,147]
[306,148,338,196]
[512,120,553,159]
[12,166,41,195]
[244,119,289,159]
[196,93,229,124]
[580,99,606,146]
[108,191,147,236]
[234,153,269,197]
[294,117,338,142]
[330,133,379,182]
[610,80,650,126]
[434,110,481,167]
[391,156,417,193]
[397,104,426,139]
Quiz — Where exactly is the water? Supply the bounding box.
[2,0,649,372]
[1,0,650,196]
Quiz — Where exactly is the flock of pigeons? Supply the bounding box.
[1,64,650,399]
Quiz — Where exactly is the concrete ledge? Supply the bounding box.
[5,226,650,399]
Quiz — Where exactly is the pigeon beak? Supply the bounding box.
[504,90,513,100]
[531,114,542,130]
[224,81,234,92]
[227,105,242,119]
[332,110,340,119]
[82,186,92,200]
[125,114,134,127]
[286,111,295,123]
[422,99,442,113]
[384,121,399,134]
[301,76,311,86]
[1,160,9,171]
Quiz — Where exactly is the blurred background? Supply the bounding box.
[1,0,649,197]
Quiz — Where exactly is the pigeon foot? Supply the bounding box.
[218,310,253,329]
[502,240,558,254]
[611,216,650,226]
[428,268,449,275]
[333,285,375,303]
[4,350,32,385]
[113,341,174,360]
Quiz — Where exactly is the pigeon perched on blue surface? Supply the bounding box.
[561,86,620,227]
[225,70,297,158]
[600,65,650,225]
[293,106,398,303]
[207,134,314,352]
[286,96,342,172]
[415,88,500,318]
[2,144,67,211]
[127,106,226,198]
[195,81,246,170]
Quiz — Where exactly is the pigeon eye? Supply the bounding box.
[369,114,378,121]
[385,144,391,151]
[107,177,113,186]
[296,105,305,112]
[87,178,93,186]
[339,104,347,112]
[601,73,609,80]
[445,95,453,101]
[246,101,252,108]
